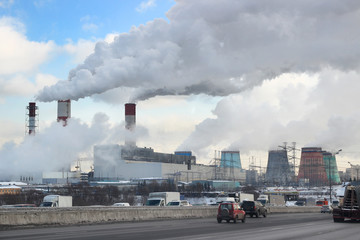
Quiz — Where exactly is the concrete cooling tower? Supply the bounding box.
[265,150,291,186]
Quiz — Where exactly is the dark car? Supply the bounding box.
[241,200,267,218]
[217,202,246,223]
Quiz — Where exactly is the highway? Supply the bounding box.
[1,213,359,240]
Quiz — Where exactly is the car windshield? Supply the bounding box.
[220,204,233,210]
[242,201,254,207]
[40,202,52,207]
[146,200,161,206]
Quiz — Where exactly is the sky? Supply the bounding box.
[1,0,360,178]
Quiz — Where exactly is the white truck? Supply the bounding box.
[227,192,254,203]
[39,195,73,207]
[145,192,180,206]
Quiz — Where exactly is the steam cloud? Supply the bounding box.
[0,113,148,179]
[36,0,360,102]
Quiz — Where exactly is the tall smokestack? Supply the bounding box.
[26,102,38,135]
[125,103,136,146]
[57,100,71,126]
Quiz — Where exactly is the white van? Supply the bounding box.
[112,202,130,207]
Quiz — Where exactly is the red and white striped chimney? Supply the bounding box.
[125,103,136,146]
[26,102,38,135]
[57,100,71,126]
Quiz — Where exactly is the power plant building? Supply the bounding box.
[298,147,340,186]
[93,103,246,183]
[265,150,291,186]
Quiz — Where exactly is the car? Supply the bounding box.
[241,200,267,218]
[320,205,332,213]
[217,202,246,223]
[166,200,192,206]
[112,202,130,207]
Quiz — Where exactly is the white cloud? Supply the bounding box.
[136,0,157,13]
[0,0,14,8]
[0,17,55,75]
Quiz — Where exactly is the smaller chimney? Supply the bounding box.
[125,103,136,146]
[26,102,38,135]
[57,100,71,126]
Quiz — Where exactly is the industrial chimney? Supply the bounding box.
[57,100,71,126]
[125,103,136,146]
[26,102,38,135]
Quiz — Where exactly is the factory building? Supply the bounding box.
[265,150,292,186]
[93,103,246,183]
[298,147,340,186]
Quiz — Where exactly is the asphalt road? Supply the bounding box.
[1,213,359,240]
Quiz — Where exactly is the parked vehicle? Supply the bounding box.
[145,192,180,206]
[217,202,246,223]
[320,205,332,213]
[112,202,130,207]
[39,195,72,207]
[241,200,267,218]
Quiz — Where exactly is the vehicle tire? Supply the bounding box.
[221,208,229,217]
[233,217,237,223]
[255,211,259,218]
[242,216,246,223]
[250,214,253,218]
[333,217,344,223]
[263,211,267,218]
[226,220,230,223]
[217,218,222,223]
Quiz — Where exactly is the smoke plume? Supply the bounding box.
[36,0,360,102]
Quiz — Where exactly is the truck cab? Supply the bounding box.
[146,198,165,206]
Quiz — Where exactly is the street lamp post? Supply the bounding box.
[329,149,342,204]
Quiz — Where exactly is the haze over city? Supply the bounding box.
[1,0,360,178]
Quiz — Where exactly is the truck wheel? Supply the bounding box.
[242,216,246,223]
[217,218,222,223]
[333,217,344,222]
[226,220,230,223]
[255,211,259,218]
[263,211,267,218]
[233,216,237,223]
[250,214,253,218]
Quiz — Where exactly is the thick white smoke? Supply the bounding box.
[36,0,360,102]
[0,113,148,179]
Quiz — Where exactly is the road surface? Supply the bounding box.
[1,213,359,240]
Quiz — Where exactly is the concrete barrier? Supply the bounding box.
[0,206,321,228]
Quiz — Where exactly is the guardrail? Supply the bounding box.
[0,206,321,229]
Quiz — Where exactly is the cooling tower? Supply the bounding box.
[298,147,329,186]
[220,151,242,168]
[57,100,71,126]
[265,150,291,186]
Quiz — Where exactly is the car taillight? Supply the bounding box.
[254,206,256,209]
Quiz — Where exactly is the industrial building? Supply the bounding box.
[93,103,246,183]
[265,150,292,186]
[298,147,340,186]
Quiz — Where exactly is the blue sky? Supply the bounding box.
[1,0,360,176]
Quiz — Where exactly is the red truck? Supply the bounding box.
[333,185,360,222]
